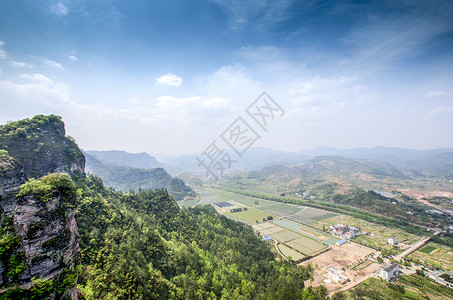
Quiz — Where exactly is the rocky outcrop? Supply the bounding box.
[0,155,80,298]
[0,114,85,179]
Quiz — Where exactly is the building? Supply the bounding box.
[378,262,399,281]
[328,223,368,239]
[336,239,348,246]
[326,266,349,285]
[429,270,453,289]
[388,237,398,245]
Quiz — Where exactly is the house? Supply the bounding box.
[388,237,398,245]
[378,262,399,281]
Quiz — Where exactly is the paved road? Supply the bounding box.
[395,232,439,261]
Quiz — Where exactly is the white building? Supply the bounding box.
[378,262,399,281]
[388,237,398,245]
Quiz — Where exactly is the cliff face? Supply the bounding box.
[0,115,85,179]
[0,115,82,299]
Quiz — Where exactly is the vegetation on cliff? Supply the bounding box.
[0,115,85,179]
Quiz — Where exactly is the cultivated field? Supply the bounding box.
[409,242,453,271]
[252,221,330,258]
[310,214,420,253]
[224,208,277,224]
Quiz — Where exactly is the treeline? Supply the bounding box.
[75,175,327,299]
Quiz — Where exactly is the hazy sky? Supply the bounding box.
[1,0,452,155]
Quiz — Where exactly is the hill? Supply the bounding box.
[84,152,193,200]
[85,150,164,169]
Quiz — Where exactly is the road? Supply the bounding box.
[395,231,439,261]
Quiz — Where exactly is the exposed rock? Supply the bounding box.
[0,156,80,298]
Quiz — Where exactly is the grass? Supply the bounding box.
[224,208,277,224]
[419,245,437,254]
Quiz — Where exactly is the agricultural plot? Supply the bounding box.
[259,203,304,216]
[224,208,277,224]
[278,244,306,261]
[274,219,339,245]
[252,221,329,258]
[409,242,453,271]
[287,207,337,224]
[310,214,420,252]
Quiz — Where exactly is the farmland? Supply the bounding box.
[310,214,420,254]
[198,187,337,260]
[409,242,453,271]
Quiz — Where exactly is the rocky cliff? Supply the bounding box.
[0,115,85,179]
[0,115,82,299]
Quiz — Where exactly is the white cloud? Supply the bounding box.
[20,73,54,86]
[53,2,68,16]
[202,97,230,108]
[42,59,65,71]
[0,40,7,59]
[69,55,78,61]
[9,60,33,68]
[425,90,446,98]
[426,107,453,118]
[156,73,182,86]
[0,67,2,76]
[156,96,199,108]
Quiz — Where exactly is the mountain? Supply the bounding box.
[297,146,453,176]
[84,152,193,200]
[0,115,81,298]
[155,147,311,174]
[220,155,429,199]
[85,150,164,169]
[156,146,453,177]
[0,115,85,179]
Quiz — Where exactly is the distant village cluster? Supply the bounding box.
[328,223,368,239]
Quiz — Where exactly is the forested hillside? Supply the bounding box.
[84,152,193,200]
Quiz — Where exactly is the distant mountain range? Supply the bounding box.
[84,146,453,178]
[83,151,193,200]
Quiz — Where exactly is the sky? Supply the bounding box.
[0,0,452,155]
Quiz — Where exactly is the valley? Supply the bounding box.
[181,179,453,297]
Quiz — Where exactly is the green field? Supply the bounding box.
[199,188,277,208]
[260,203,304,216]
[419,245,437,254]
[252,221,329,257]
[224,208,277,224]
[287,207,338,224]
[409,242,453,271]
[278,244,305,261]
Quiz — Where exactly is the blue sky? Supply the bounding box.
[1,0,452,154]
